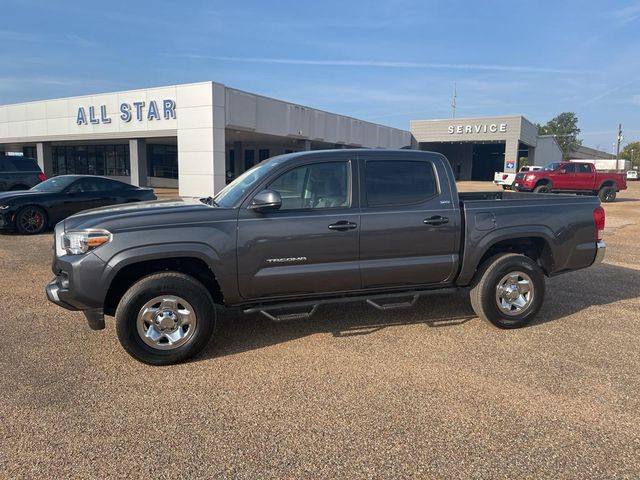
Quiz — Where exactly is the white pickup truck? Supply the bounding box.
[494,166,542,189]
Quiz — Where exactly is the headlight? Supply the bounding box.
[62,229,112,255]
[0,205,9,210]
[525,174,536,181]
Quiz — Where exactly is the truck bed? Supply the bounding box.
[455,190,601,286]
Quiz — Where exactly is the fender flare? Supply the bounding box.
[99,242,224,296]
[597,180,617,191]
[455,226,558,286]
[533,178,552,189]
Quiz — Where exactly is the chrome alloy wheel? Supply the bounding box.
[136,296,197,350]
[495,271,535,316]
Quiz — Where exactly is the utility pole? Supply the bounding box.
[616,123,623,160]
[451,82,457,119]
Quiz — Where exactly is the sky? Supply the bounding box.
[1,0,639,151]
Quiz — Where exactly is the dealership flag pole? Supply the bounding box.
[451,82,457,119]
[616,123,623,161]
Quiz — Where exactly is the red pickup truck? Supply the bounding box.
[513,162,627,202]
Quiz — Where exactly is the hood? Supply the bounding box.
[63,197,231,231]
[0,190,43,203]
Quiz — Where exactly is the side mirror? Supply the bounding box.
[249,189,282,212]
[558,169,567,174]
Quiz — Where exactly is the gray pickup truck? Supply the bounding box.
[47,150,606,365]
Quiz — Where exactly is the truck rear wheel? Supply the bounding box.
[598,186,616,202]
[470,254,545,329]
[115,272,216,365]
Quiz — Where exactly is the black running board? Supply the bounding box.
[243,288,457,322]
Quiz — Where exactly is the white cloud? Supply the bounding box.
[610,1,640,26]
[172,54,583,75]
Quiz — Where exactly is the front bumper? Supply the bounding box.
[593,240,606,265]
[46,241,110,330]
[0,211,15,230]
[513,181,534,192]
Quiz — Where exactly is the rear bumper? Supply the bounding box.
[593,240,606,265]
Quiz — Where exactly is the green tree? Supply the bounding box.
[537,112,582,160]
[621,141,640,168]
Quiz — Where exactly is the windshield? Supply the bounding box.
[213,158,283,208]
[31,176,77,192]
[542,162,563,171]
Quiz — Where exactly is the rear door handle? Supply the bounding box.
[423,215,449,226]
[328,220,357,231]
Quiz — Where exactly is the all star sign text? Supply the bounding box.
[76,99,176,125]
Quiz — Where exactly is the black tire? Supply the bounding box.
[115,272,216,365]
[15,205,48,234]
[598,186,616,202]
[533,184,550,194]
[470,253,545,329]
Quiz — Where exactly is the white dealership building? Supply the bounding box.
[0,81,561,195]
[0,82,410,197]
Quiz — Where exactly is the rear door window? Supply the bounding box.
[0,156,40,172]
[14,157,41,172]
[364,160,437,207]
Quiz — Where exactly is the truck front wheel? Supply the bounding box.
[115,272,216,365]
[470,254,545,329]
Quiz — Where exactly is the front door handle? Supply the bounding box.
[423,215,449,226]
[328,220,357,231]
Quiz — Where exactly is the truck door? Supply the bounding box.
[554,163,576,190]
[236,158,361,299]
[358,153,459,288]
[574,163,596,190]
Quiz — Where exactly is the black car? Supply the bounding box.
[0,155,47,191]
[0,175,157,234]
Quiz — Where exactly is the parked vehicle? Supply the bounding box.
[627,170,638,181]
[513,161,627,202]
[0,155,47,191]
[0,175,156,234]
[47,150,606,365]
[494,166,542,189]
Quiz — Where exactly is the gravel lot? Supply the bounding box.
[1,182,639,479]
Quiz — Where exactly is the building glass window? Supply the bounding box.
[52,144,130,176]
[23,146,37,159]
[259,149,270,161]
[244,150,255,171]
[147,144,178,178]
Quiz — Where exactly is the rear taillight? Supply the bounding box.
[38,173,47,182]
[502,174,508,180]
[593,206,605,241]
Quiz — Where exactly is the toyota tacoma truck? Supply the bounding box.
[47,150,606,365]
[513,161,627,202]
